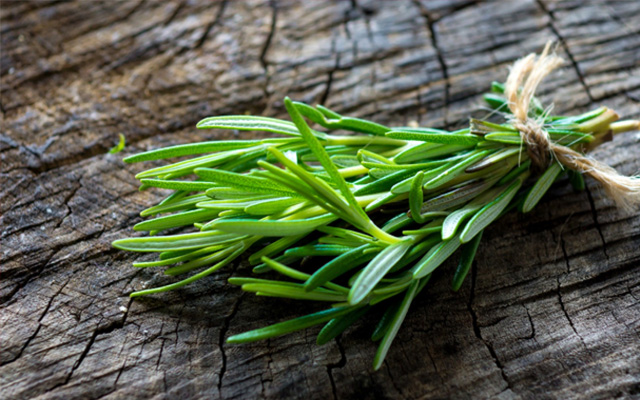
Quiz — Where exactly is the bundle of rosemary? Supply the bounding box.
[113,45,639,369]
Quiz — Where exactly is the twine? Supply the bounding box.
[504,42,640,211]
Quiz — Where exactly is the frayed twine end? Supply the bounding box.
[505,41,640,212]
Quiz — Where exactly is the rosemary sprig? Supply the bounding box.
[113,81,639,370]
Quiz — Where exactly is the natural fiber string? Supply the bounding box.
[504,41,640,211]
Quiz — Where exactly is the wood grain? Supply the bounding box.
[1,0,639,399]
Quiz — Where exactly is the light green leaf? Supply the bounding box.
[349,240,413,305]
[465,147,520,173]
[242,283,347,302]
[197,168,299,198]
[140,194,208,217]
[331,155,361,168]
[423,150,490,190]
[140,179,218,191]
[109,133,126,154]
[412,235,462,279]
[227,307,354,343]
[133,244,225,268]
[394,143,473,164]
[248,234,308,265]
[196,115,303,136]
[357,149,394,165]
[452,231,482,291]
[304,245,379,292]
[409,171,425,223]
[317,306,369,345]
[522,162,563,213]
[130,241,246,297]
[285,244,355,258]
[293,101,390,135]
[211,214,336,236]
[133,208,220,232]
[136,151,243,179]
[442,206,480,240]
[261,257,351,294]
[355,168,422,196]
[112,230,244,252]
[460,178,523,243]
[124,140,261,163]
[244,197,302,215]
[484,132,522,145]
[419,179,493,215]
[165,246,235,276]
[386,129,481,145]
[372,280,419,370]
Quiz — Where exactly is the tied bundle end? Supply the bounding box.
[557,150,640,213]
[505,41,640,212]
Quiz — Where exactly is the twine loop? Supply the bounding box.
[503,42,640,211]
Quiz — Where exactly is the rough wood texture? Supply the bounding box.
[2,1,639,399]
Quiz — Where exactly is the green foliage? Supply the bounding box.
[112,84,635,370]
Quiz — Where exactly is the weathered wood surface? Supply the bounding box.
[1,0,639,399]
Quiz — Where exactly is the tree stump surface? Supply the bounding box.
[2,1,639,399]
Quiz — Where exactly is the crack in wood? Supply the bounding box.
[468,261,512,392]
[584,185,610,260]
[536,0,595,102]
[413,0,450,129]
[217,289,245,394]
[557,238,590,352]
[194,0,227,50]
[326,336,347,400]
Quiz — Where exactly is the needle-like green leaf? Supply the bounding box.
[124,140,262,163]
[140,194,209,217]
[140,179,218,191]
[196,115,303,136]
[130,241,246,297]
[109,133,126,154]
[244,198,302,215]
[372,280,419,370]
[460,177,523,243]
[412,235,462,279]
[521,162,563,212]
[386,129,481,145]
[136,151,244,179]
[409,171,425,223]
[113,230,244,252]
[304,244,379,292]
[423,150,491,190]
[317,306,369,345]
[211,214,336,236]
[349,239,413,305]
[227,307,354,344]
[293,101,390,135]
[196,168,299,198]
[133,208,220,232]
[133,245,225,268]
[451,230,483,291]
[242,283,347,302]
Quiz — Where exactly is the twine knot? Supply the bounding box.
[503,42,640,211]
[511,119,551,169]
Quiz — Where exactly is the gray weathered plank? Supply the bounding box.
[1,0,639,399]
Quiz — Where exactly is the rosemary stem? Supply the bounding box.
[578,108,619,134]
[339,165,368,178]
[610,120,640,135]
[366,223,402,244]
